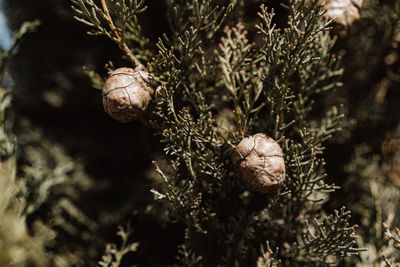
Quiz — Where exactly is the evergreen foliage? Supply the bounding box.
[1,0,399,266]
[0,19,46,267]
[71,0,363,265]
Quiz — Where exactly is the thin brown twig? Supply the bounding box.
[100,0,145,70]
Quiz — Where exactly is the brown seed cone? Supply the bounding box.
[232,134,286,193]
[321,0,363,37]
[102,67,157,123]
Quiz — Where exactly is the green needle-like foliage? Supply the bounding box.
[70,0,362,265]
[6,0,397,265]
